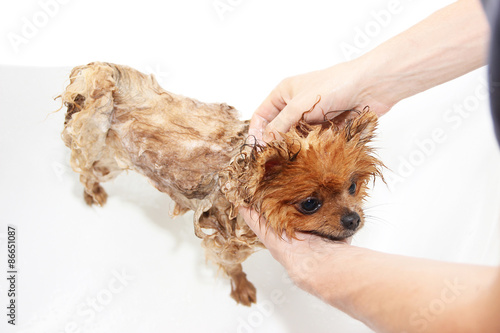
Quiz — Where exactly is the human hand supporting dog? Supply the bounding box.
[241,0,498,331]
[239,206,350,296]
[248,61,393,142]
[250,0,489,143]
[241,207,500,333]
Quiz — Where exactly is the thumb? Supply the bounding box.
[239,206,285,247]
[239,206,267,239]
[263,103,302,142]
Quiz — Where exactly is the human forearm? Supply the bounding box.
[250,1,490,139]
[309,245,500,333]
[354,0,490,111]
[240,208,500,332]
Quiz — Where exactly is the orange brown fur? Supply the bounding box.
[60,62,383,306]
[223,111,383,241]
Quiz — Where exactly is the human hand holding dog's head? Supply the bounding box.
[249,61,393,143]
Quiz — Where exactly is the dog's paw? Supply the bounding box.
[230,274,257,306]
[83,184,107,206]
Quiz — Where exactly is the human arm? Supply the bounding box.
[251,0,490,142]
[240,207,500,333]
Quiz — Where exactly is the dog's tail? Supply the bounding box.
[61,62,129,206]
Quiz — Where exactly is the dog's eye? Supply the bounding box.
[348,181,357,195]
[297,197,322,215]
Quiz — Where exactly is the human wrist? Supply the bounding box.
[350,53,403,115]
[349,0,489,116]
[291,242,364,307]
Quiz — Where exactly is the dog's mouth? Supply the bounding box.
[298,229,355,242]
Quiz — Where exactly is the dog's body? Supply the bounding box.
[61,62,382,306]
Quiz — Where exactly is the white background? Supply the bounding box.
[1,0,500,332]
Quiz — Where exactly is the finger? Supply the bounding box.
[254,88,287,125]
[239,206,287,249]
[263,102,302,142]
[239,206,267,239]
[248,113,268,144]
[249,90,287,142]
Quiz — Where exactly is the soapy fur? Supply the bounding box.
[60,62,383,306]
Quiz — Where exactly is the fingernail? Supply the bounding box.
[248,128,264,145]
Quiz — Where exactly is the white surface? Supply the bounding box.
[1,1,500,332]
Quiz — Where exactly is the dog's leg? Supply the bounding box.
[81,175,108,206]
[201,237,257,306]
[77,141,126,206]
[199,210,260,306]
[224,263,257,306]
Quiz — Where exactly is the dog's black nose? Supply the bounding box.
[341,212,360,230]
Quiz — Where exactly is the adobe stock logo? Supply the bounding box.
[385,77,489,191]
[236,291,285,333]
[58,268,135,333]
[212,0,243,21]
[7,0,71,53]
[339,0,405,60]
[408,278,466,332]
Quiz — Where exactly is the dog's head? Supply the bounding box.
[224,110,383,241]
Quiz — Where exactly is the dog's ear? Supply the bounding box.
[221,139,294,209]
[262,157,286,181]
[260,145,290,182]
[344,111,378,145]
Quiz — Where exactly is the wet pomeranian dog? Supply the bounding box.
[60,62,383,306]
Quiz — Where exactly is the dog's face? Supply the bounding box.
[235,111,383,241]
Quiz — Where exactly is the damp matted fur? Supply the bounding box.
[60,62,383,306]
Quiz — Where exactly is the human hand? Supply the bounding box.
[239,206,351,296]
[249,60,393,142]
